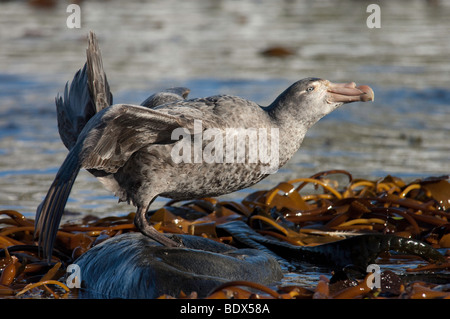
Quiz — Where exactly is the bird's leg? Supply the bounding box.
[134,206,183,247]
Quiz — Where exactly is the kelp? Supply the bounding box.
[0,170,449,299]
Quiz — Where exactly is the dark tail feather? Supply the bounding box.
[35,150,81,261]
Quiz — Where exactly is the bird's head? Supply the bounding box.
[269,77,374,127]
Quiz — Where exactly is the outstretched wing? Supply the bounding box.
[78,103,192,173]
[56,31,113,150]
[140,87,190,108]
[86,31,113,112]
[55,64,96,150]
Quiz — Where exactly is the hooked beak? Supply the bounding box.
[326,81,374,103]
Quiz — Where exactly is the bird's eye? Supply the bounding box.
[306,86,315,92]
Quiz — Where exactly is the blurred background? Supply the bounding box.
[0,0,449,219]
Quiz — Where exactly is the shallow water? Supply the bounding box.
[0,0,449,295]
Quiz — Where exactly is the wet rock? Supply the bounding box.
[75,232,283,298]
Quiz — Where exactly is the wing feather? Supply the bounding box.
[78,104,190,173]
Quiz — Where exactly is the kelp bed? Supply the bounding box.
[0,170,449,299]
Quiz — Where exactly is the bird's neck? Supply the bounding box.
[260,103,310,169]
[266,94,322,129]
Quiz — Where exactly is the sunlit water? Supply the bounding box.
[0,0,449,291]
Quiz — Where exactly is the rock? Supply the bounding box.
[74,232,283,298]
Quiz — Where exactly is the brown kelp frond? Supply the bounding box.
[0,170,449,299]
